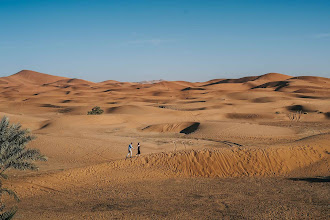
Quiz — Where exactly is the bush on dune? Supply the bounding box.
[87,106,104,115]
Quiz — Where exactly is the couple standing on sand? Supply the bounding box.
[126,142,141,159]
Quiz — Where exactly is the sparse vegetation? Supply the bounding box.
[87,106,104,115]
[0,116,47,218]
[287,111,303,122]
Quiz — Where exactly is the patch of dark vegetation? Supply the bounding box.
[181,87,206,91]
[288,176,330,183]
[33,93,39,96]
[180,122,200,134]
[40,104,62,108]
[22,98,29,101]
[66,91,71,95]
[88,106,104,115]
[103,89,112,92]
[107,102,117,104]
[61,100,71,103]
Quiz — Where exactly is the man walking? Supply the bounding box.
[126,142,134,159]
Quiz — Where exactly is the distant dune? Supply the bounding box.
[4,70,69,85]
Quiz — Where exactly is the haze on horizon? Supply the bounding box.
[1,0,329,82]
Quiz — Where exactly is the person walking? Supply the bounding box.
[136,142,141,156]
[126,142,134,159]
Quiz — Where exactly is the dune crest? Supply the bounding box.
[6,70,69,85]
[112,145,329,177]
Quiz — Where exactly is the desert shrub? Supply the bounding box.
[87,106,104,115]
[287,111,302,122]
[0,116,47,218]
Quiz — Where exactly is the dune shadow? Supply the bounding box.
[180,122,200,134]
[39,122,51,130]
[325,112,330,119]
[288,176,330,183]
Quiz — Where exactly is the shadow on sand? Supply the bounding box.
[288,176,330,183]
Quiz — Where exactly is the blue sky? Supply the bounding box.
[0,0,329,82]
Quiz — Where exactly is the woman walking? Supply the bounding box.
[136,142,141,156]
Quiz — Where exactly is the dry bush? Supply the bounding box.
[287,111,302,122]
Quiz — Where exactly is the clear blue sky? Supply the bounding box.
[1,0,329,82]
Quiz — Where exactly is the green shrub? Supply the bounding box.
[87,106,104,115]
[0,116,47,218]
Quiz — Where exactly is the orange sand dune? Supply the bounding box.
[111,144,329,177]
[1,70,329,219]
[4,70,69,85]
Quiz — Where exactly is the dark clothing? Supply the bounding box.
[137,146,141,155]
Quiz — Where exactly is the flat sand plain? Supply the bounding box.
[1,70,329,219]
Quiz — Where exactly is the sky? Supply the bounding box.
[0,0,329,82]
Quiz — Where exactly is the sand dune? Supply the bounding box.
[4,70,69,85]
[110,144,329,177]
[1,70,329,219]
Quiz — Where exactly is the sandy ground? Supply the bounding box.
[0,70,329,219]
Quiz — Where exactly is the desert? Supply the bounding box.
[0,70,329,219]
